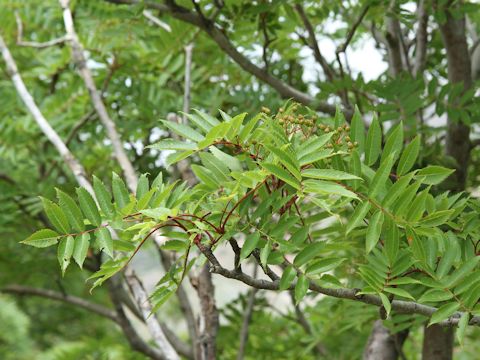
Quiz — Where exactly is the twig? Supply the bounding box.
[1,32,179,360]
[237,266,258,360]
[1,284,119,322]
[104,0,347,118]
[60,0,138,192]
[294,4,335,81]
[15,12,68,48]
[336,5,370,54]
[0,34,93,193]
[143,10,172,32]
[182,44,193,122]
[126,273,181,360]
[413,0,428,76]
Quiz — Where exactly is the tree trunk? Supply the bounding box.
[421,2,473,359]
[363,320,408,360]
[422,325,454,360]
[437,0,472,191]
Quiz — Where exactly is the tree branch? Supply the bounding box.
[182,43,193,122]
[15,12,68,49]
[126,273,181,360]
[1,32,180,360]
[236,265,258,360]
[336,4,370,55]
[59,0,138,192]
[104,0,345,117]
[1,284,119,323]
[195,243,480,328]
[0,34,93,193]
[294,4,336,81]
[413,0,429,77]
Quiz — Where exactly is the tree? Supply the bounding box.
[1,0,480,359]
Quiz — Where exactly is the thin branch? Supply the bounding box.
[15,12,68,49]
[156,245,198,359]
[413,0,429,76]
[1,32,179,360]
[336,5,370,54]
[104,0,346,118]
[107,279,169,360]
[237,265,258,360]
[385,3,405,77]
[294,4,335,81]
[0,34,93,193]
[143,10,172,32]
[59,0,138,192]
[1,284,119,323]
[290,293,327,357]
[195,244,480,328]
[126,273,181,360]
[182,44,193,123]
[191,264,219,360]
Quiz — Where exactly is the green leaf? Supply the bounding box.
[279,265,296,290]
[191,165,220,189]
[346,202,371,234]
[21,229,60,248]
[199,152,230,182]
[436,238,460,279]
[457,312,469,345]
[161,119,204,142]
[420,210,455,227]
[260,241,271,267]
[239,113,262,142]
[444,257,480,288]
[293,242,324,267]
[406,187,430,222]
[294,274,309,304]
[73,233,90,269]
[41,197,70,234]
[140,207,171,221]
[184,111,214,132]
[262,163,300,189]
[350,106,365,153]
[226,113,247,140]
[96,228,113,258]
[379,293,391,317]
[297,133,334,159]
[93,176,114,218]
[302,169,361,181]
[306,258,345,275]
[384,220,399,265]
[429,302,460,326]
[149,139,197,151]
[303,179,358,199]
[419,289,453,303]
[397,136,420,176]
[76,188,102,227]
[58,235,74,275]
[383,287,415,300]
[265,144,300,181]
[369,154,394,198]
[366,211,384,253]
[112,172,131,210]
[56,189,84,232]
[416,166,455,185]
[365,115,382,166]
[290,227,309,245]
[240,233,261,261]
[382,172,414,208]
[136,174,149,200]
[380,121,403,164]
[349,150,362,190]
